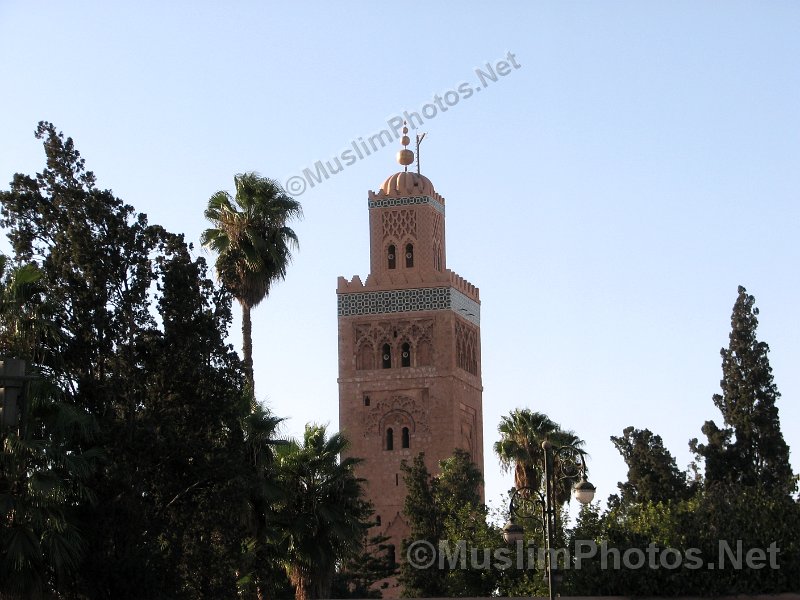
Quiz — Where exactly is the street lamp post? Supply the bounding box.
[503,441,596,600]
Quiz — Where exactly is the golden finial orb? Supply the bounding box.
[397,149,414,167]
[396,122,414,170]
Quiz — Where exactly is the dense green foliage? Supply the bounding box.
[610,426,691,506]
[399,449,500,598]
[0,123,253,598]
[272,424,371,600]
[567,484,800,595]
[329,531,398,599]
[0,124,379,600]
[566,286,799,595]
[0,270,99,597]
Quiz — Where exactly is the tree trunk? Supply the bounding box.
[292,572,308,600]
[291,567,331,600]
[241,302,254,397]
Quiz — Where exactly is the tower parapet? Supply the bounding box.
[448,271,480,301]
[337,269,479,298]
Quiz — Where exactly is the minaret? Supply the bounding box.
[337,127,484,557]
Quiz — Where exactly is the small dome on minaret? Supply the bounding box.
[380,171,435,196]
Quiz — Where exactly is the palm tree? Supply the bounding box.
[200,173,302,393]
[273,425,371,600]
[495,409,560,491]
[494,408,586,504]
[238,400,292,600]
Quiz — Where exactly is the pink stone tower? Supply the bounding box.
[337,126,484,558]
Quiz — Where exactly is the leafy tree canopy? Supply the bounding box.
[400,449,496,598]
[611,426,690,506]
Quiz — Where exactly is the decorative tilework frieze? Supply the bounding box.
[368,195,445,215]
[338,286,480,326]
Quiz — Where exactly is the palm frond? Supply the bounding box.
[202,173,302,309]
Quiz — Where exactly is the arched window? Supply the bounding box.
[387,245,396,270]
[376,515,381,526]
[401,342,411,368]
[405,243,414,268]
[402,427,410,449]
[382,343,392,369]
[386,428,394,451]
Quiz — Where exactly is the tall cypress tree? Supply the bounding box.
[691,286,795,495]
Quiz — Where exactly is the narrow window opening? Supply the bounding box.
[405,243,414,268]
[402,427,410,449]
[395,473,399,486]
[386,428,394,451]
[387,544,396,566]
[401,342,411,368]
[376,515,381,526]
[387,245,396,270]
[382,343,391,369]
[363,396,370,407]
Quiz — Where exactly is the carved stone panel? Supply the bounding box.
[363,394,430,437]
[354,319,434,370]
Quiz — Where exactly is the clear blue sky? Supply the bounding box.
[2,1,798,513]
